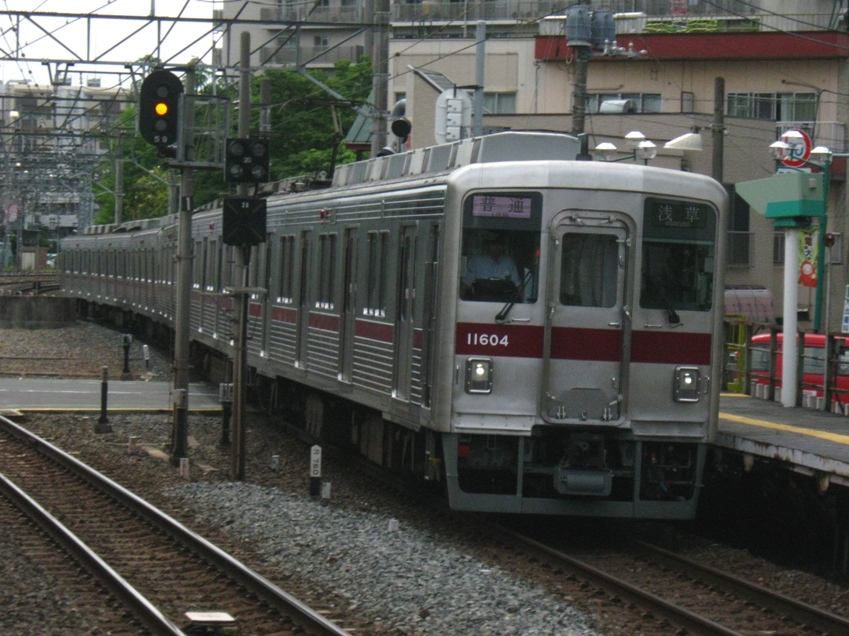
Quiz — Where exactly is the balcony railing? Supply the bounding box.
[393,0,561,23]
[777,121,846,154]
[261,5,361,24]
[260,45,365,66]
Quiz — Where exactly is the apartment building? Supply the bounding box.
[215,0,849,329]
[0,77,123,262]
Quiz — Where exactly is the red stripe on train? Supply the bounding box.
[309,313,340,331]
[456,322,711,365]
[355,319,394,342]
[631,330,712,366]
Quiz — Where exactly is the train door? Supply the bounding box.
[339,228,358,384]
[419,224,440,407]
[393,225,417,401]
[296,231,311,368]
[543,213,631,423]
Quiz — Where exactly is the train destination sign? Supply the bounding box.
[647,200,709,229]
[472,194,533,219]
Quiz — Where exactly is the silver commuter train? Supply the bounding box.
[60,131,728,519]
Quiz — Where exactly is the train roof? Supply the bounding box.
[332,131,583,188]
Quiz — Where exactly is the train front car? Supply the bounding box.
[439,160,728,518]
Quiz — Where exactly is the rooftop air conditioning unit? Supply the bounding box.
[599,99,636,114]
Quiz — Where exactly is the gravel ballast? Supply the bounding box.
[7,320,849,636]
[0,320,600,635]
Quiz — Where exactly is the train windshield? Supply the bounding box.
[459,191,542,303]
[640,199,716,312]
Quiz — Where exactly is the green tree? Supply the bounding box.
[98,58,373,221]
[94,106,174,224]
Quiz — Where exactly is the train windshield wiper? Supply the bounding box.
[495,298,516,323]
[495,270,533,323]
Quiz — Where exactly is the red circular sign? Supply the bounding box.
[780,129,812,168]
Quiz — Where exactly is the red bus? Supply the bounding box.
[749,332,849,408]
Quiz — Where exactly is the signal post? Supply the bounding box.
[226,32,270,481]
[139,66,194,465]
[138,36,269,478]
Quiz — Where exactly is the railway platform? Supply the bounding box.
[3,377,849,492]
[0,378,221,414]
[716,393,849,489]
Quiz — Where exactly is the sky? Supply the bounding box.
[0,1,217,89]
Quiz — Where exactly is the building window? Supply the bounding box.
[588,93,662,114]
[483,92,516,114]
[773,231,785,265]
[314,35,329,48]
[727,92,817,121]
[727,187,751,267]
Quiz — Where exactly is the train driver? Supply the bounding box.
[460,231,523,301]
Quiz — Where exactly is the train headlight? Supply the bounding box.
[465,358,493,394]
[673,366,701,402]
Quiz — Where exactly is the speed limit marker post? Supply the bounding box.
[309,445,322,497]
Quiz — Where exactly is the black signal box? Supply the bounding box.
[222,197,267,246]
[225,138,270,183]
[139,70,183,151]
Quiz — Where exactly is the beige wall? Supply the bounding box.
[389,36,848,329]
[391,38,843,124]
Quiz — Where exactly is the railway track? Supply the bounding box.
[0,273,59,295]
[497,524,849,636]
[0,414,354,636]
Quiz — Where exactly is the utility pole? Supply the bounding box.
[370,0,389,155]
[712,77,725,183]
[473,21,486,137]
[571,48,591,135]
[114,134,124,225]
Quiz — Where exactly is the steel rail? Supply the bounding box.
[631,539,849,636]
[0,471,187,636]
[495,525,744,636]
[0,413,353,636]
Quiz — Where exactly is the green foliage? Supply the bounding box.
[260,59,373,180]
[97,57,373,221]
[94,106,175,224]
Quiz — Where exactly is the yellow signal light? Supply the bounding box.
[155,102,168,116]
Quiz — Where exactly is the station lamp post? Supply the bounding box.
[772,138,832,324]
[594,131,657,164]
[737,130,833,408]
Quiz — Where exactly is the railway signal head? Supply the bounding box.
[225,138,270,183]
[139,70,183,154]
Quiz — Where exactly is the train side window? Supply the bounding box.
[317,233,337,310]
[278,234,295,303]
[838,349,849,376]
[750,346,770,372]
[803,346,825,375]
[365,231,389,316]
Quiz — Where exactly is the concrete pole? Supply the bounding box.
[170,66,195,465]
[231,31,252,481]
[712,77,725,183]
[370,0,389,156]
[782,227,799,407]
[114,136,124,225]
[473,21,485,138]
[571,47,590,135]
